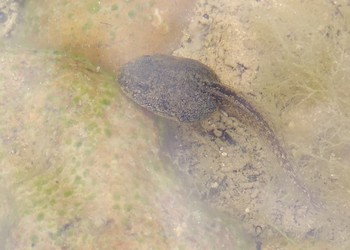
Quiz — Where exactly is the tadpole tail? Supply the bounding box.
[205,82,322,209]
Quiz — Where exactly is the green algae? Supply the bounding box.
[36,212,45,221]
[0,48,255,249]
[124,203,133,212]
[251,1,350,113]
[30,235,38,245]
[82,19,93,33]
[244,2,350,247]
[111,4,119,11]
[250,1,350,170]
[104,128,112,137]
[128,10,136,19]
[87,1,101,14]
[63,190,74,197]
[0,49,176,249]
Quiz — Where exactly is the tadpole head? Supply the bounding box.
[118,54,219,122]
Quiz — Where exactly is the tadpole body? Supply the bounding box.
[118,54,319,208]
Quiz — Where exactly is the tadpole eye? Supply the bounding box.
[0,11,7,23]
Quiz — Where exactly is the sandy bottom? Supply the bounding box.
[1,0,350,249]
[162,0,350,249]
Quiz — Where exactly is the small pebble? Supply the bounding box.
[211,182,218,188]
[213,129,223,137]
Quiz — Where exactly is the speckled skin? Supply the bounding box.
[118,55,278,142]
[118,54,318,207]
[118,54,220,122]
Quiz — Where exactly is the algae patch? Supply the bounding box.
[0,49,166,249]
[248,1,350,246]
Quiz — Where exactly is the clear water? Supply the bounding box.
[1,0,350,249]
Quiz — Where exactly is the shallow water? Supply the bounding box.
[10,0,196,70]
[1,0,350,249]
